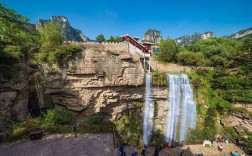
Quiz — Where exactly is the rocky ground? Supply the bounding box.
[0,133,246,156]
[0,134,114,156]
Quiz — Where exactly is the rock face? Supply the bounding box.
[37,43,145,120]
[36,16,89,42]
[142,29,162,45]
[0,63,30,131]
[227,27,252,40]
[220,111,252,133]
[34,43,171,132]
[175,32,215,46]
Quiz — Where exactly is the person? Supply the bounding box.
[168,141,172,148]
[179,150,184,156]
[131,152,137,156]
[141,146,146,156]
[172,139,175,148]
[159,144,163,151]
[119,143,126,156]
[240,153,245,156]
[233,151,239,156]
[72,121,78,137]
[217,144,223,151]
[234,138,239,145]
[154,146,159,156]
[180,140,184,146]
[217,137,221,143]
[210,137,214,144]
[225,137,229,145]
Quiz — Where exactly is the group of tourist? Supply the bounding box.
[207,136,246,156]
[119,144,164,156]
[118,140,185,156]
[119,143,147,156]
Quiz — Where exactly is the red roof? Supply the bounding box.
[121,35,149,53]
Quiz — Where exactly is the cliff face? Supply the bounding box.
[35,44,144,119]
[36,16,89,42]
[142,29,162,45]
[0,63,30,131]
[175,32,215,46]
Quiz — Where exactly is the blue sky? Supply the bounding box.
[2,0,252,40]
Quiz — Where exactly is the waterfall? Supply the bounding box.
[143,73,154,145]
[165,74,197,142]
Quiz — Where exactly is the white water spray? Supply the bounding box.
[143,73,154,145]
[165,74,197,142]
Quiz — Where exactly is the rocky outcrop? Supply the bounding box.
[227,27,252,40]
[220,111,252,133]
[175,32,215,46]
[37,44,145,120]
[142,29,162,45]
[0,63,30,132]
[36,16,89,42]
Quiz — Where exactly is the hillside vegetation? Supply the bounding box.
[157,37,252,153]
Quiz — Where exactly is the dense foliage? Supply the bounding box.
[96,34,105,43]
[38,21,65,48]
[43,109,73,125]
[158,38,177,62]
[106,36,122,42]
[0,4,38,78]
[114,113,143,146]
[151,71,167,86]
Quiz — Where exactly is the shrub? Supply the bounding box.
[9,117,42,141]
[80,114,114,133]
[114,114,143,146]
[203,107,217,137]
[186,127,205,143]
[177,51,204,66]
[151,72,167,86]
[34,44,82,65]
[43,109,73,125]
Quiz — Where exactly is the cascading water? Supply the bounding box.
[165,75,181,142]
[143,73,154,145]
[165,74,197,142]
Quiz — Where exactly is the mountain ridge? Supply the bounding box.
[36,16,89,42]
[174,27,252,46]
[175,32,215,46]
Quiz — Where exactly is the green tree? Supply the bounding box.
[106,36,115,42]
[241,38,252,53]
[203,107,217,137]
[38,21,65,48]
[158,38,177,62]
[0,3,38,78]
[177,51,205,66]
[96,34,105,43]
[114,36,122,42]
[0,3,37,54]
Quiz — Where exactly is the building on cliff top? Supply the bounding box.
[120,34,151,72]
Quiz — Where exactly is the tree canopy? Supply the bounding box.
[38,21,65,48]
[158,38,177,62]
[0,3,37,51]
[96,34,105,43]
